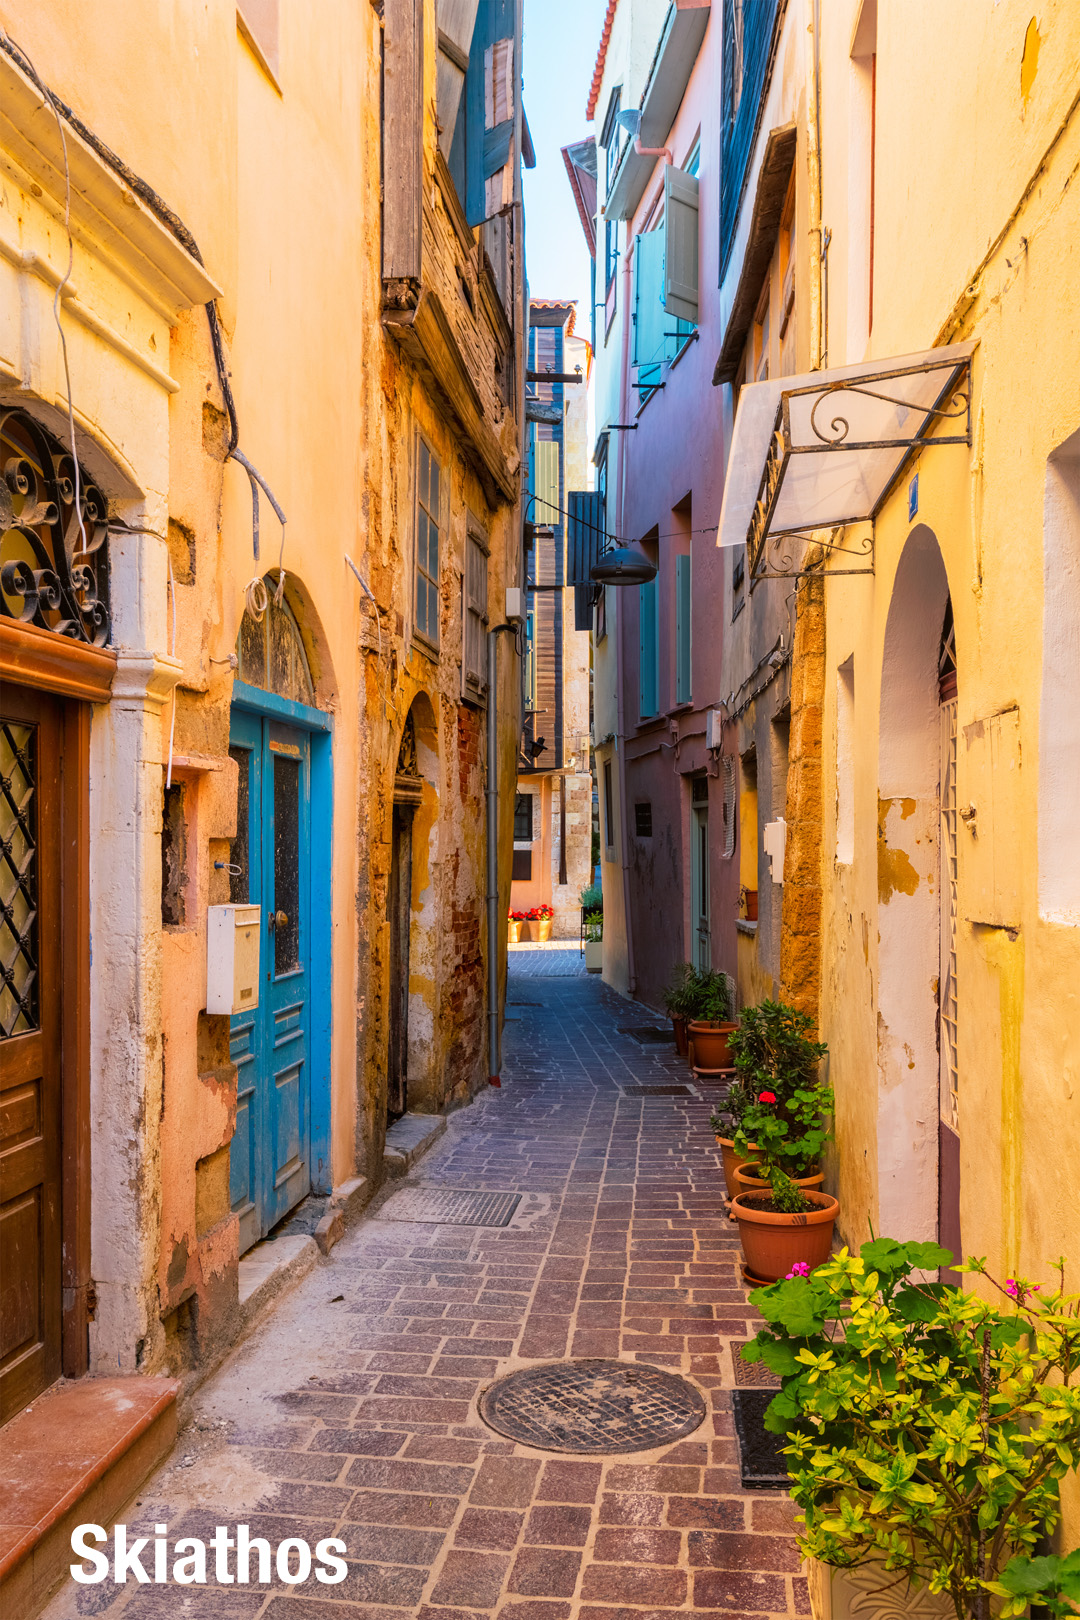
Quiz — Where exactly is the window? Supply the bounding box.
[415,437,441,647]
[632,159,699,405]
[236,583,315,705]
[603,759,616,851]
[639,574,659,720]
[524,610,536,707]
[514,793,534,841]
[463,523,489,698]
[635,801,653,837]
[721,755,737,857]
[675,554,692,704]
[605,218,619,295]
[602,89,624,197]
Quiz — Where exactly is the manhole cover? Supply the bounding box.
[375,1188,521,1226]
[619,1085,691,1096]
[617,1025,675,1044]
[479,1359,706,1453]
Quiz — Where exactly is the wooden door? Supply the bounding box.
[692,803,710,971]
[0,689,62,1424]
[227,712,312,1252]
[387,806,413,1123]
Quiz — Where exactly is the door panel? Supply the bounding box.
[387,807,413,1122]
[227,712,311,1251]
[0,693,63,1424]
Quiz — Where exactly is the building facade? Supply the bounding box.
[511,301,593,937]
[0,0,524,1487]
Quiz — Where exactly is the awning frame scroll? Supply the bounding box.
[744,353,973,581]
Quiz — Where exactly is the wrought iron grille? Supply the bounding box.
[0,408,110,644]
[0,720,39,1038]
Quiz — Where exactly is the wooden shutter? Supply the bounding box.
[435,0,481,158]
[463,530,488,695]
[639,577,658,719]
[633,231,666,375]
[465,0,515,226]
[675,554,691,704]
[534,439,560,526]
[664,166,700,324]
[568,490,603,632]
[721,755,737,857]
[382,0,424,281]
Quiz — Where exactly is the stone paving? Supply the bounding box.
[44,964,802,1620]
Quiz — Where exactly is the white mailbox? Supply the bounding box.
[206,904,261,1015]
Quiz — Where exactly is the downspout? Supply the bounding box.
[805,0,824,370]
[614,238,638,995]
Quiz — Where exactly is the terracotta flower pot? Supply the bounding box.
[734,1163,824,1197]
[688,1021,737,1070]
[536,917,553,942]
[670,1015,689,1058]
[731,1188,839,1284]
[518,920,533,941]
[716,1136,760,1200]
[507,921,522,945]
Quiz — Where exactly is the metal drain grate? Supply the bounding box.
[375,1188,521,1226]
[730,1342,780,1388]
[617,1025,675,1044]
[732,1388,789,1488]
[619,1085,692,1097]
[479,1359,706,1453]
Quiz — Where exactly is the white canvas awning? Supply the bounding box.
[716,342,974,578]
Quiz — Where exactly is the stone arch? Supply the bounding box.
[233,568,338,710]
[876,524,953,1244]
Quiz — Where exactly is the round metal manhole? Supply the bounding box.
[478,1359,706,1454]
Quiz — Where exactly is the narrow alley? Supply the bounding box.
[41,951,802,1620]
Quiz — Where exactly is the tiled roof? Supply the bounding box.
[529,299,577,337]
[586,0,619,121]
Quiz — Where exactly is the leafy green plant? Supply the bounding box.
[735,1079,834,1180]
[744,1241,1080,1620]
[682,968,731,1024]
[763,1167,811,1214]
[583,909,603,942]
[994,1549,1080,1617]
[728,999,826,1099]
[579,883,603,912]
[662,961,698,1020]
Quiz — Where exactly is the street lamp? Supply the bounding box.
[590,546,657,586]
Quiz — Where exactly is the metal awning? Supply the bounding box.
[716,342,974,579]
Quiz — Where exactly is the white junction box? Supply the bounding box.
[706,708,724,751]
[206,904,261,1015]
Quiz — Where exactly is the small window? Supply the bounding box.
[415,436,442,648]
[639,575,659,720]
[603,760,616,851]
[635,801,653,837]
[235,583,315,706]
[512,848,533,881]
[463,524,489,698]
[514,793,534,842]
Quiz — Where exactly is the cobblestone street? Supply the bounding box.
[45,956,803,1620]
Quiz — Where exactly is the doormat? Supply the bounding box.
[619,1085,691,1096]
[375,1188,521,1226]
[731,1388,790,1488]
[617,1025,675,1043]
[730,1341,780,1388]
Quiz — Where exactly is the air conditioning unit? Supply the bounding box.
[705,708,724,751]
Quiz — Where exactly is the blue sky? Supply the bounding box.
[522,0,607,327]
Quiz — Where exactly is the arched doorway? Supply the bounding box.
[876,527,958,1253]
[227,579,333,1252]
[386,696,438,1122]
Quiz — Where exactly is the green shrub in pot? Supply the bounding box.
[743,1243,1080,1620]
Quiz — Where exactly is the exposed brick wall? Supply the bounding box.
[779,571,825,1029]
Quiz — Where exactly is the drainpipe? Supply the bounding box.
[487,623,519,1085]
[614,241,638,996]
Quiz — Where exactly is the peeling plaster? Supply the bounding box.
[877,795,921,902]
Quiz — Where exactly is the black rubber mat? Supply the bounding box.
[731,1388,790,1488]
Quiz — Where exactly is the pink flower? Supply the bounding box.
[786,1261,811,1279]
[758,1090,777,1105]
[1006,1280,1018,1297]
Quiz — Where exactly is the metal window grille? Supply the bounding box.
[721,755,737,857]
[939,697,959,1129]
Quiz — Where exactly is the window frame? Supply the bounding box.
[461,517,490,702]
[413,430,443,653]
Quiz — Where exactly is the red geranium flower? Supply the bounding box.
[758,1090,776,1104]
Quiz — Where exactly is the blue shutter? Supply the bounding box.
[568,490,604,632]
[465,0,516,227]
[633,231,666,387]
[719,0,782,275]
[675,554,691,704]
[639,577,658,719]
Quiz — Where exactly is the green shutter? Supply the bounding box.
[633,230,666,383]
[664,165,699,324]
[534,439,560,526]
[676,554,691,703]
[639,576,658,719]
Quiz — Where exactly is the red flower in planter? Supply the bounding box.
[758,1090,777,1104]
[535,904,554,919]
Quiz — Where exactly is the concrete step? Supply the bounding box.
[382,1111,447,1178]
[0,1376,178,1620]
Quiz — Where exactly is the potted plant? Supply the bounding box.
[686,969,736,1070]
[662,962,698,1057]
[534,903,554,942]
[710,1080,760,1200]
[583,909,603,973]
[744,1243,1080,1620]
[507,909,526,945]
[731,1066,834,1195]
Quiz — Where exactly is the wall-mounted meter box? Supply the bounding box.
[206,904,261,1015]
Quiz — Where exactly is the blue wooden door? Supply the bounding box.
[227,712,312,1253]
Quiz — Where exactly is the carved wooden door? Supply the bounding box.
[0,687,63,1424]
